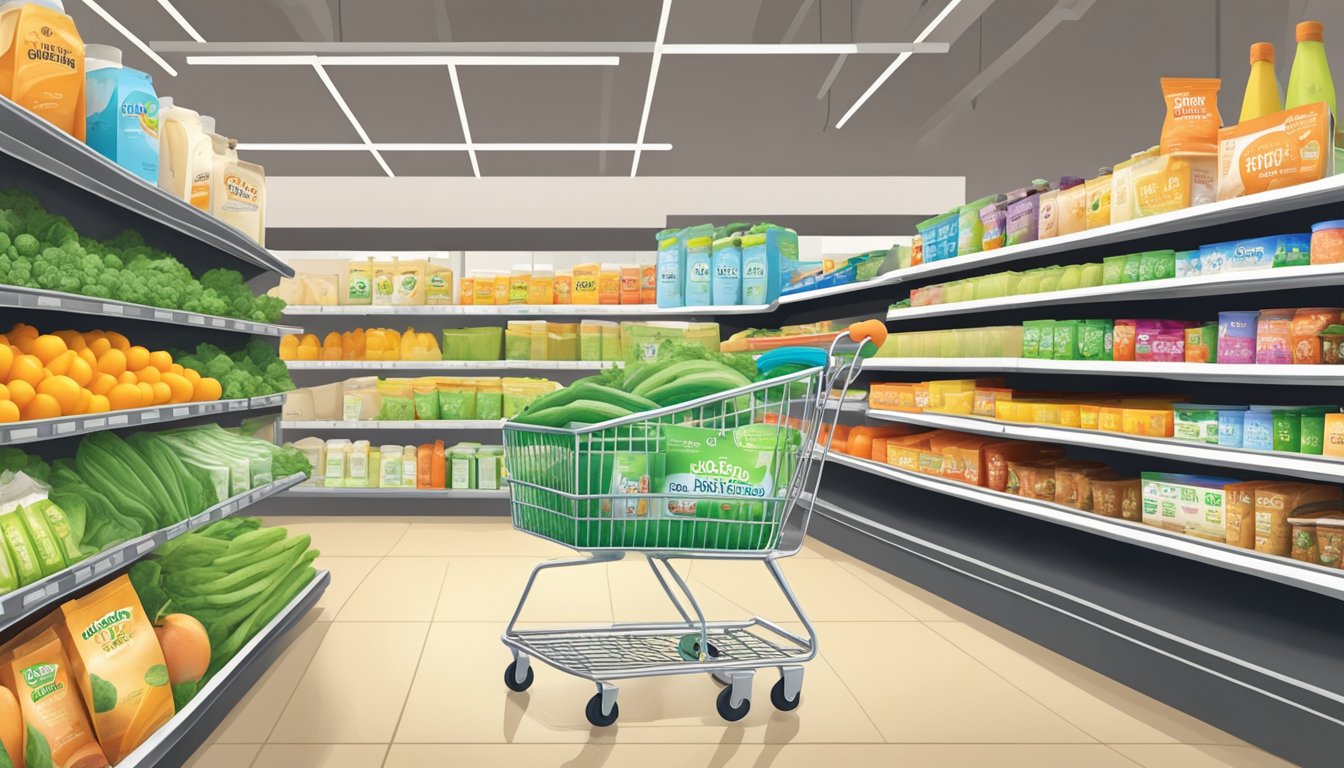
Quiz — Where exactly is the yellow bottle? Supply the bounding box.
[0,0,85,139]
[1240,42,1283,122]
[458,274,475,305]
[572,264,600,305]
[529,266,554,305]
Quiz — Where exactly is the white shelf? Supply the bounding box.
[0,472,305,633]
[280,419,505,431]
[285,485,507,499]
[887,263,1344,322]
[119,569,328,767]
[0,98,291,277]
[0,396,281,446]
[863,357,1344,385]
[0,286,302,336]
[866,408,1344,483]
[825,452,1344,602]
[892,174,1344,284]
[285,360,618,371]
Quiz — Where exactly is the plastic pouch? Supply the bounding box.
[375,379,416,421]
[413,380,439,421]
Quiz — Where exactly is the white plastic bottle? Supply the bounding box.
[402,446,418,489]
[157,97,213,210]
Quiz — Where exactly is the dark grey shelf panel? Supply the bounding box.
[0,285,301,336]
[0,395,284,446]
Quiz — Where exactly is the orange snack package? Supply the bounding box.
[0,627,109,768]
[1160,77,1222,155]
[1217,102,1332,200]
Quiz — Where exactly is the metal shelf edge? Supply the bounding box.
[0,286,301,336]
[0,397,276,446]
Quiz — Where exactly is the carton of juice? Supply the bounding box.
[0,0,86,138]
[573,264,600,305]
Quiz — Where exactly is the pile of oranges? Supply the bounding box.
[0,324,224,423]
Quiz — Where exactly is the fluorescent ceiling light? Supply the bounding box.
[447,65,481,177]
[661,43,947,54]
[236,143,674,152]
[631,0,672,177]
[310,63,394,177]
[185,55,619,67]
[78,0,178,76]
[834,0,964,129]
[155,0,204,43]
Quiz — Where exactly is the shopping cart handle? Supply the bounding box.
[757,347,828,375]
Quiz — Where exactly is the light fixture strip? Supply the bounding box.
[184,55,620,67]
[631,0,673,177]
[154,0,205,43]
[310,63,395,177]
[78,0,178,76]
[834,0,964,129]
[447,65,481,177]
[235,143,675,152]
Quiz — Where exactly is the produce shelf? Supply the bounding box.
[886,263,1344,322]
[285,360,619,371]
[279,419,505,431]
[0,397,283,446]
[249,393,288,409]
[0,98,292,278]
[284,485,508,499]
[0,472,305,634]
[862,357,1344,385]
[118,569,329,767]
[866,408,1344,483]
[891,174,1344,284]
[825,452,1344,602]
[0,285,303,336]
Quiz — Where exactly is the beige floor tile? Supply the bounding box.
[311,556,380,621]
[270,622,429,743]
[606,557,752,623]
[435,556,612,623]
[214,619,331,743]
[690,557,918,621]
[819,622,1094,743]
[335,557,449,621]
[251,744,388,768]
[395,621,880,745]
[930,622,1243,745]
[388,520,572,557]
[1112,744,1298,768]
[833,558,963,622]
[183,743,261,768]
[272,520,410,556]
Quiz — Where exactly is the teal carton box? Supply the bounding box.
[85,45,159,183]
[741,224,789,304]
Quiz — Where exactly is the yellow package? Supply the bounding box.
[1129,152,1217,217]
[424,258,454,305]
[472,273,495,305]
[493,274,510,305]
[56,576,172,764]
[1084,171,1112,229]
[1,626,110,768]
[1109,148,1158,225]
[372,261,397,306]
[572,264,600,305]
[459,275,475,305]
[393,259,425,305]
[1217,101,1333,200]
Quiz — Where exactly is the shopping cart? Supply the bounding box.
[500,319,888,726]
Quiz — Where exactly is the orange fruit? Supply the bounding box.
[82,329,106,344]
[0,345,12,381]
[77,347,97,368]
[8,355,43,387]
[125,345,150,371]
[54,330,85,352]
[6,380,33,409]
[74,387,91,415]
[97,348,127,377]
[147,350,172,371]
[117,371,137,385]
[66,357,93,387]
[0,334,9,347]
[133,366,161,384]
[31,335,67,365]
[192,377,222,402]
[151,381,171,404]
[104,331,130,350]
[87,394,109,413]
[87,338,111,358]
[168,363,185,375]
[21,393,61,420]
[90,373,116,396]
[136,382,155,407]
[181,368,201,384]
[11,335,32,355]
[0,383,8,401]
[0,401,18,423]
[46,350,75,376]
[106,383,141,411]
[7,323,35,338]
[37,375,80,413]
[162,373,193,403]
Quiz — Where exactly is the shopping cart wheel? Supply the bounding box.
[770,678,801,711]
[585,692,620,727]
[677,634,719,663]
[716,684,751,722]
[503,661,534,693]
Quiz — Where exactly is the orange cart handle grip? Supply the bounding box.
[847,319,889,356]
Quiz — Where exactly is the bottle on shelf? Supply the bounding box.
[0,0,85,139]
[1285,21,1336,120]
[1239,42,1283,122]
[158,98,213,211]
[85,44,159,183]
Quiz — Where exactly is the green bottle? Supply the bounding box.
[1285,20,1336,119]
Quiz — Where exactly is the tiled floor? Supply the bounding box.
[186,516,1292,768]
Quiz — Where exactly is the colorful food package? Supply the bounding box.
[1127,152,1217,217]
[1290,308,1344,364]
[1255,308,1295,364]
[1224,480,1274,549]
[983,442,1065,493]
[1217,102,1333,200]
[1090,477,1141,520]
[1254,482,1343,556]
[0,626,109,768]
[374,379,416,420]
[1159,77,1222,155]
[56,575,173,764]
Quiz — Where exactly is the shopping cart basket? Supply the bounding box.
[500,319,888,726]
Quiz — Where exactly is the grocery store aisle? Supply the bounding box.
[185,516,1287,768]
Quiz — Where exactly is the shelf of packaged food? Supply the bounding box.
[0,472,305,634]
[279,419,505,431]
[862,357,1344,385]
[0,396,284,446]
[284,360,620,371]
[824,451,1344,601]
[284,485,508,499]
[865,408,1344,483]
[893,174,1344,285]
[0,285,303,336]
[886,263,1344,322]
[118,569,328,767]
[0,98,292,278]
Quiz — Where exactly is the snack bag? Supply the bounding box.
[1160,77,1222,154]
[57,575,173,764]
[1217,102,1333,200]
[0,627,109,768]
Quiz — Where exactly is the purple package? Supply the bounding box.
[1134,320,1189,361]
[1005,195,1041,247]
[1217,311,1257,364]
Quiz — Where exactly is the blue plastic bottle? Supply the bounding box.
[711,234,742,305]
[85,44,159,183]
[655,227,684,308]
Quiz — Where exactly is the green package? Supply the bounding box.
[477,390,502,420]
[1053,320,1080,360]
[0,512,41,586]
[1301,412,1326,455]
[17,504,65,577]
[1121,253,1143,283]
[1174,408,1220,444]
[413,385,439,421]
[1038,266,1064,292]
[1078,319,1113,361]
[1015,269,1043,295]
[1149,250,1176,280]
[1022,320,1055,359]
[1034,320,1056,359]
[1102,255,1127,285]
[438,386,478,420]
[1272,410,1302,452]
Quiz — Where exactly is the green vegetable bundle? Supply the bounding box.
[0,189,285,322]
[173,339,295,399]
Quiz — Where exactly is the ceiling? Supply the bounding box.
[62,0,1337,194]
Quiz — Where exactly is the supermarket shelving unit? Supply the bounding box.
[0,103,324,760]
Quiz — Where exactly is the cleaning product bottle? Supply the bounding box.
[1240,42,1283,122]
[655,227,684,308]
[683,228,714,307]
[0,0,85,139]
[1286,20,1336,121]
[84,44,159,183]
[711,226,742,306]
[401,445,417,489]
[157,98,213,210]
[212,140,267,244]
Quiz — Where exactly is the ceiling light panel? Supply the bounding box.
[77,0,178,75]
[185,55,620,67]
[154,0,204,42]
[631,0,672,177]
[310,63,395,177]
[448,65,481,177]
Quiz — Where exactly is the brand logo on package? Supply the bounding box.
[82,607,133,641]
[21,664,62,702]
[226,174,259,203]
